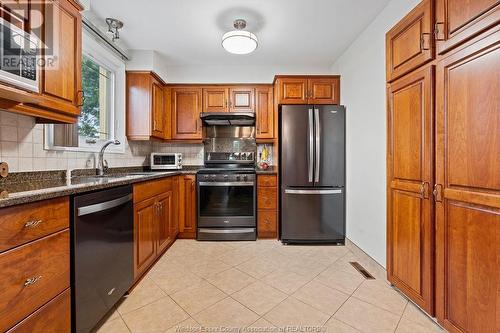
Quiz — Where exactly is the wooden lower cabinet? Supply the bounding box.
[133,196,158,278]
[157,190,174,254]
[257,175,278,238]
[386,65,434,314]
[178,175,197,239]
[7,289,70,333]
[133,178,175,279]
[434,29,500,333]
[0,230,70,332]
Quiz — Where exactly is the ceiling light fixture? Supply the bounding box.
[222,19,258,55]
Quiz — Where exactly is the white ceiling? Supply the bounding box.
[86,0,390,69]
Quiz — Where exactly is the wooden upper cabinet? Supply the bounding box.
[308,78,340,104]
[435,0,499,54]
[152,82,165,138]
[435,29,500,333]
[39,0,82,115]
[276,77,308,104]
[255,86,274,139]
[171,87,202,140]
[229,87,255,112]
[202,87,228,112]
[386,0,433,82]
[275,76,340,104]
[202,86,255,112]
[126,71,167,140]
[387,65,434,315]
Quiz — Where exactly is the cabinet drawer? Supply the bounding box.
[257,175,277,187]
[0,230,70,332]
[258,210,277,233]
[0,197,69,253]
[257,187,277,210]
[134,177,173,203]
[7,289,70,333]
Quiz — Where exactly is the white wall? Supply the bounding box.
[331,0,420,267]
[165,64,331,83]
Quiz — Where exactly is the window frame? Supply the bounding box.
[44,31,125,154]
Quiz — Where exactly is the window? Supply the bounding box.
[45,31,125,153]
[78,54,113,143]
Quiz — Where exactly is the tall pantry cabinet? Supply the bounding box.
[386,1,499,333]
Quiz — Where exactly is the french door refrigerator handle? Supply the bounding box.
[314,108,320,183]
[308,108,314,183]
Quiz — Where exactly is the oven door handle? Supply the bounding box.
[198,182,254,186]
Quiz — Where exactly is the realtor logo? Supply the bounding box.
[0,1,60,71]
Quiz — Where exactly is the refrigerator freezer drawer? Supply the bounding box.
[281,188,345,243]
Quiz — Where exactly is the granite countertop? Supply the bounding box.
[256,166,278,174]
[0,166,202,209]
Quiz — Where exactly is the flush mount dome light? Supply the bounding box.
[222,19,258,55]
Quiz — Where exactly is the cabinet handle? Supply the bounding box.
[420,182,429,199]
[77,90,85,107]
[420,33,431,51]
[24,219,42,228]
[24,275,42,286]
[434,22,445,41]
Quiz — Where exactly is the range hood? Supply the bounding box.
[200,112,255,126]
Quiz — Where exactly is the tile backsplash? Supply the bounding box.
[0,111,204,172]
[0,110,275,173]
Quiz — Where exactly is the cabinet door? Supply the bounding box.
[277,78,307,104]
[436,0,499,54]
[179,175,196,238]
[229,87,254,112]
[386,0,433,82]
[156,191,173,254]
[203,88,228,112]
[307,78,340,104]
[40,0,82,115]
[255,86,274,139]
[152,81,165,139]
[133,198,157,278]
[170,176,180,238]
[387,65,434,314]
[435,29,500,333]
[171,88,202,140]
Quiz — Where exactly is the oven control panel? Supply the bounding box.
[198,173,255,183]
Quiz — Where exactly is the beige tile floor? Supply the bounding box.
[94,240,445,333]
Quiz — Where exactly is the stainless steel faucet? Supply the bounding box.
[97,139,121,176]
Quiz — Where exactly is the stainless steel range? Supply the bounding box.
[197,113,257,241]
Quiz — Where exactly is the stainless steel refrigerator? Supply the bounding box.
[280,105,345,244]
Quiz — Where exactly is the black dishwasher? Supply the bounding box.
[72,185,134,333]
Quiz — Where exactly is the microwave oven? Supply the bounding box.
[0,17,39,93]
[150,153,182,170]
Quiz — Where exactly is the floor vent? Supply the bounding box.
[349,262,375,279]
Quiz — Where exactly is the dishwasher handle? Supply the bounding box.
[77,194,133,217]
